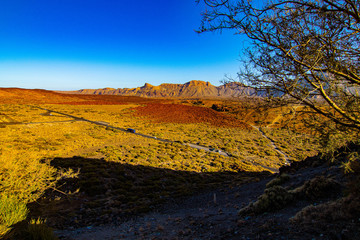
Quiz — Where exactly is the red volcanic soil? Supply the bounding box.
[0,88,75,104]
[0,88,162,105]
[133,103,251,129]
[57,95,162,105]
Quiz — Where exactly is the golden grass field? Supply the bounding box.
[0,89,327,236]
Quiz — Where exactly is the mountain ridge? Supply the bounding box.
[72,80,256,98]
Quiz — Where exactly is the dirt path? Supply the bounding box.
[251,125,291,165]
[185,143,230,157]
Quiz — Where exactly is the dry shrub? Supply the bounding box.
[265,173,290,188]
[239,175,342,216]
[0,152,57,202]
[239,186,294,215]
[291,195,360,223]
[239,172,294,217]
[291,176,341,200]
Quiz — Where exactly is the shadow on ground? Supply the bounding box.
[8,147,360,240]
[28,156,271,230]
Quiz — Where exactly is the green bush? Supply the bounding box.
[0,194,29,236]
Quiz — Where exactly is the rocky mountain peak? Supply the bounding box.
[185,80,211,87]
[142,83,154,88]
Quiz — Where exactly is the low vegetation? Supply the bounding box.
[239,174,342,216]
[238,185,294,215]
[260,127,320,162]
[0,97,356,236]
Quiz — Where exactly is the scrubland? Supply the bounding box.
[0,99,332,237]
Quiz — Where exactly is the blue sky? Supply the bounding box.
[0,0,248,90]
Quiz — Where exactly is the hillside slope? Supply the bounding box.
[0,88,81,104]
[0,88,160,104]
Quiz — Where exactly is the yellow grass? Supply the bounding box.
[0,103,325,235]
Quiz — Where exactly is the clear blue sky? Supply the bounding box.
[0,0,248,90]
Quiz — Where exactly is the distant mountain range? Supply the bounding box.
[70,80,257,98]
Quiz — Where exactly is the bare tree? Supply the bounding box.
[197,0,360,131]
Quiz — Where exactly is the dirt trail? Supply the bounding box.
[251,125,291,165]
